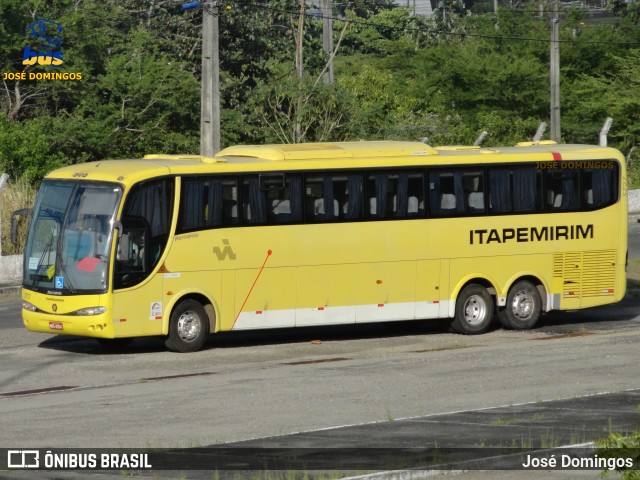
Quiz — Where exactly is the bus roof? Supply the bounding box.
[214,141,439,160]
[44,141,624,185]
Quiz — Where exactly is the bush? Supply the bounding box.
[0,177,36,256]
[627,147,640,190]
[596,429,640,479]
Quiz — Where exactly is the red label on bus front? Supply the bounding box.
[49,322,63,331]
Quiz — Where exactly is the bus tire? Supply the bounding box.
[497,280,542,330]
[165,299,209,353]
[451,284,494,334]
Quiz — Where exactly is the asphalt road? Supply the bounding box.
[0,291,639,472]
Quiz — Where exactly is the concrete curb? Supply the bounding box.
[0,285,20,296]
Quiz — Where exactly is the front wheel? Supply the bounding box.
[165,299,210,353]
[451,284,494,334]
[497,280,542,330]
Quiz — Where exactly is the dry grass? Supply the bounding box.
[0,178,36,255]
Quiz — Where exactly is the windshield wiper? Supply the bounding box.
[56,248,76,294]
[32,233,55,290]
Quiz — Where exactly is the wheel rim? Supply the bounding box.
[463,295,487,326]
[177,310,202,343]
[511,290,534,320]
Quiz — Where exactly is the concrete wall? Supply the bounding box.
[629,189,640,214]
[0,255,22,285]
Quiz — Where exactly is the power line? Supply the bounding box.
[135,0,639,47]
[237,1,640,45]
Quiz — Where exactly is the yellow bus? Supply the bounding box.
[15,140,627,352]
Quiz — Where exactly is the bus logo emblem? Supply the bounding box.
[7,450,39,468]
[213,239,236,261]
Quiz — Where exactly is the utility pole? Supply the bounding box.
[200,0,221,156]
[321,0,333,84]
[549,0,561,141]
[294,0,304,143]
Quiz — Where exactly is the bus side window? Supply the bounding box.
[584,167,616,209]
[368,171,424,219]
[489,167,540,214]
[512,168,540,212]
[462,171,484,214]
[429,172,457,216]
[305,175,340,223]
[368,173,389,219]
[121,179,173,272]
[222,180,240,225]
[489,169,512,213]
[266,174,303,224]
[305,175,353,222]
[342,174,363,220]
[545,170,579,211]
[179,177,239,231]
[242,176,267,225]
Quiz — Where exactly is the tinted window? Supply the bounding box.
[306,173,364,222]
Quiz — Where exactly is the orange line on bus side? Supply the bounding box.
[232,249,272,330]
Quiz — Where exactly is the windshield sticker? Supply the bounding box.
[150,302,162,320]
[54,276,64,289]
[28,257,39,270]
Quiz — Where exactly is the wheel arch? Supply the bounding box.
[162,290,218,335]
[450,275,499,318]
[502,274,549,312]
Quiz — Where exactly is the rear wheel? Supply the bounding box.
[497,280,542,330]
[165,299,209,353]
[451,284,494,334]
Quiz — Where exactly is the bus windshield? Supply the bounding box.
[24,181,122,293]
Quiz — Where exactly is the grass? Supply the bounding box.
[490,413,545,427]
[0,177,36,256]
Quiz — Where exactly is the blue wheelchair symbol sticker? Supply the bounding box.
[55,276,64,289]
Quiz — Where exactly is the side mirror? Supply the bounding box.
[10,208,32,246]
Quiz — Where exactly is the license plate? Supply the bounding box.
[49,322,63,331]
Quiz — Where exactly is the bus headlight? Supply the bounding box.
[73,306,107,316]
[22,301,37,312]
